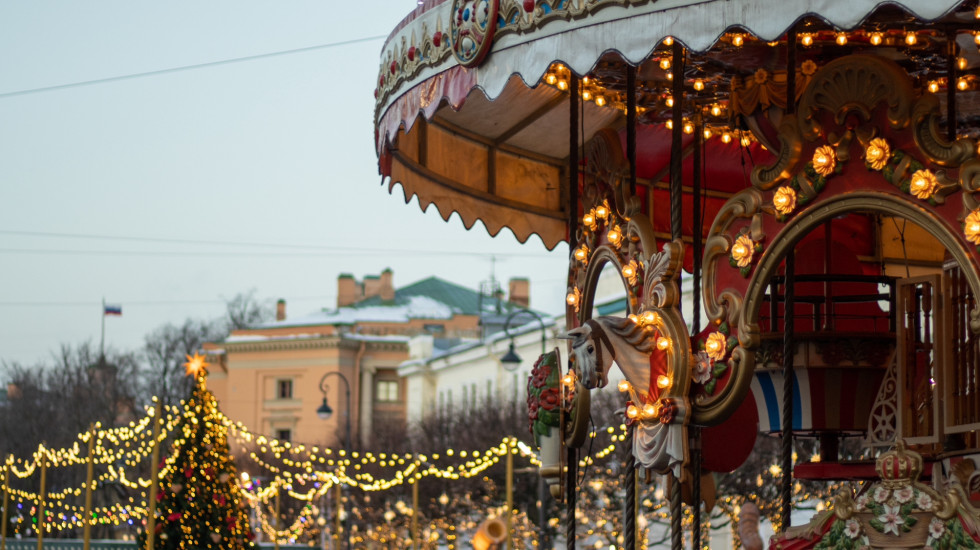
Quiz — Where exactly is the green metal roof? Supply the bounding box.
[354,276,494,315]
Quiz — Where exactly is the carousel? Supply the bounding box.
[374,0,980,548]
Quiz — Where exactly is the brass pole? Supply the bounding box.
[411,479,419,550]
[1,456,11,550]
[334,482,341,550]
[274,488,281,550]
[634,468,641,550]
[36,446,46,550]
[82,424,96,550]
[506,441,513,550]
[145,404,163,550]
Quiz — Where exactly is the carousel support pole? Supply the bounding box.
[781,251,796,529]
[565,446,577,550]
[634,467,641,550]
[568,73,579,232]
[1,456,10,550]
[627,64,637,196]
[947,29,957,142]
[786,28,796,116]
[82,424,96,550]
[624,424,636,550]
[506,443,513,550]
[145,403,163,550]
[691,116,703,550]
[36,445,46,550]
[668,38,686,550]
[411,479,419,550]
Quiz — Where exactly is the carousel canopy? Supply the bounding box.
[375,0,972,249]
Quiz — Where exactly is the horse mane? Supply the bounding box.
[593,315,657,353]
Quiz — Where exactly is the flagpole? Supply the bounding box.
[100,297,106,363]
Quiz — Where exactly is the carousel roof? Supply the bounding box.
[374,0,973,249]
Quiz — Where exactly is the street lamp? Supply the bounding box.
[316,372,352,450]
[498,307,547,371]
[496,306,550,548]
[316,371,352,550]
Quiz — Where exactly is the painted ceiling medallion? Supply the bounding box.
[450,0,499,67]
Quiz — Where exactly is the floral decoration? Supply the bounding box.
[965,209,980,246]
[526,351,561,446]
[865,137,891,170]
[812,145,837,177]
[909,169,938,200]
[729,233,763,277]
[773,186,797,216]
[692,323,737,394]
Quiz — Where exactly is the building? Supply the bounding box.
[205,269,534,448]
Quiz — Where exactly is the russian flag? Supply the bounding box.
[104,304,122,316]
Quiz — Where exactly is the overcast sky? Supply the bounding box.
[0,2,569,366]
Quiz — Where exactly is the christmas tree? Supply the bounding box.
[139,353,256,550]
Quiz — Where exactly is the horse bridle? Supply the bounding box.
[584,319,616,378]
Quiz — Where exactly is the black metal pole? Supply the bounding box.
[624,424,636,550]
[565,446,577,550]
[569,73,580,236]
[781,251,795,530]
[691,116,703,550]
[627,65,637,197]
[669,40,685,550]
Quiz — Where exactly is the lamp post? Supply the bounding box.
[316,371,352,550]
[497,307,549,549]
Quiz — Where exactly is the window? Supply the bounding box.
[277,379,293,399]
[276,429,291,442]
[376,380,399,402]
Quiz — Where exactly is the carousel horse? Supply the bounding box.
[560,315,687,477]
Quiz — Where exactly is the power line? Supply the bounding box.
[0,34,388,99]
[0,247,552,259]
[0,230,559,258]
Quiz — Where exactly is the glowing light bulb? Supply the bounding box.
[732,241,748,257]
[683,121,694,134]
[666,71,673,80]
[958,78,968,91]
[566,292,578,306]
[705,337,722,356]
[595,204,609,219]
[663,36,674,46]
[582,89,592,101]
[665,119,673,130]
[642,403,657,417]
[693,79,704,91]
[721,132,732,144]
[582,212,595,226]
[704,128,712,139]
[622,263,635,279]
[595,95,606,107]
[656,337,670,351]
[835,33,847,46]
[656,375,671,389]
[741,135,751,147]
[545,73,557,85]
[618,380,631,393]
[975,33,980,46]
[641,311,660,325]
[562,373,575,386]
[801,34,813,47]
[928,81,939,93]
[574,244,589,262]
[626,405,639,419]
[557,79,568,91]
[870,32,883,46]
[732,34,744,47]
[665,96,674,107]
[958,57,968,70]
[905,32,917,46]
[660,58,671,70]
[606,226,622,246]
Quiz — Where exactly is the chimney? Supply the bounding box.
[276,299,286,321]
[363,275,382,299]
[380,268,395,301]
[508,278,530,307]
[337,274,360,308]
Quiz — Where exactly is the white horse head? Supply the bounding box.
[560,316,656,392]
